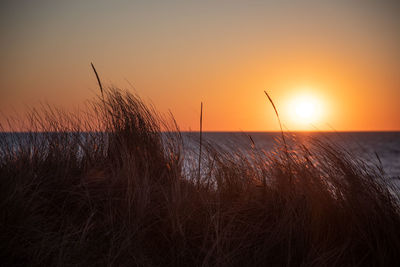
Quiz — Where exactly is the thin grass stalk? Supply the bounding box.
[90,63,108,124]
[91,63,103,98]
[264,90,287,152]
[264,90,292,182]
[198,102,203,187]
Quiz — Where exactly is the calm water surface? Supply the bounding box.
[2,132,399,178]
[183,132,400,179]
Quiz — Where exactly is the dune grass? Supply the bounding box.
[1,88,400,266]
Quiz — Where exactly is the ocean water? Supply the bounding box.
[1,132,399,179]
[183,132,400,179]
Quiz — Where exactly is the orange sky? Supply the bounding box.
[1,0,399,131]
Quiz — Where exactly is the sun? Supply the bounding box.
[288,94,323,125]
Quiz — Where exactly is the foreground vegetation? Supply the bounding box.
[1,89,399,266]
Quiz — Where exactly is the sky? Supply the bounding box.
[1,0,399,131]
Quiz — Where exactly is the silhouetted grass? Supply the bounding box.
[1,88,399,266]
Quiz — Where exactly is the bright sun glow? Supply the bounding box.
[288,94,323,125]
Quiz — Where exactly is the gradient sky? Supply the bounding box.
[1,0,399,131]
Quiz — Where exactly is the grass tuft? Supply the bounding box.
[1,88,399,266]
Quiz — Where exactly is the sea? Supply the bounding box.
[1,132,399,179]
[183,132,400,179]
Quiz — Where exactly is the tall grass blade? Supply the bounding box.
[198,102,203,186]
[91,63,104,98]
[264,90,288,155]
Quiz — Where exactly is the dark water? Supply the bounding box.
[1,132,399,178]
[184,132,400,179]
